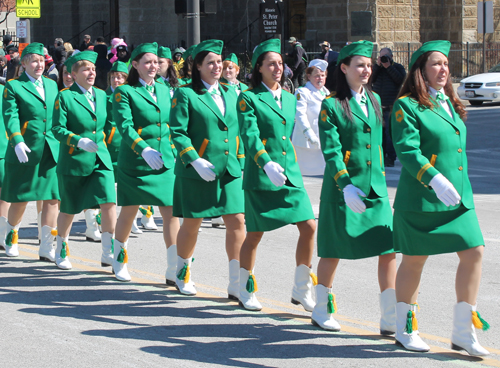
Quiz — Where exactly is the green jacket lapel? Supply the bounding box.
[70,83,96,117]
[349,96,369,125]
[198,87,225,122]
[428,99,461,132]
[134,81,159,108]
[256,84,286,120]
[19,72,45,104]
[155,81,169,107]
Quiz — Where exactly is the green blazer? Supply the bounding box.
[52,83,113,176]
[220,78,249,93]
[0,85,7,159]
[169,82,244,181]
[103,87,122,163]
[113,81,175,171]
[3,73,59,165]
[319,93,387,203]
[237,83,303,191]
[391,94,474,212]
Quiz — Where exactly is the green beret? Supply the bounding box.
[173,48,183,55]
[224,53,239,65]
[192,39,223,60]
[65,51,98,73]
[183,45,197,60]
[252,38,281,68]
[158,46,172,60]
[409,40,451,69]
[110,61,129,74]
[338,40,373,63]
[21,42,44,58]
[130,42,158,61]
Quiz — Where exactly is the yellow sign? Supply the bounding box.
[16,0,41,18]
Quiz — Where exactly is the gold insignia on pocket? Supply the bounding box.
[3,88,7,99]
[239,99,246,111]
[55,100,60,110]
[297,93,301,101]
[172,98,177,108]
[320,109,327,122]
[395,109,404,123]
[115,92,122,103]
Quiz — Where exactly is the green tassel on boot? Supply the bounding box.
[61,242,67,259]
[5,229,14,246]
[405,310,413,333]
[177,263,187,280]
[111,238,114,253]
[327,293,336,314]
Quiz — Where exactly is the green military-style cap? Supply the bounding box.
[338,40,373,63]
[21,42,44,58]
[192,39,223,60]
[409,40,451,69]
[158,46,172,60]
[130,42,158,61]
[110,61,129,74]
[183,44,197,60]
[65,50,98,73]
[225,53,239,65]
[252,38,281,68]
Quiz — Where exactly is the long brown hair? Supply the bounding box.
[397,51,467,120]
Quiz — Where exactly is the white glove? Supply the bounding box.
[14,142,31,163]
[191,158,216,181]
[263,161,287,187]
[429,173,461,207]
[304,129,320,146]
[343,184,367,214]
[141,147,164,170]
[77,138,98,153]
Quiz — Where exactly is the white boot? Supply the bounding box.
[0,216,8,250]
[239,268,262,311]
[175,256,196,295]
[37,211,42,245]
[451,302,490,356]
[165,245,177,286]
[39,226,56,262]
[85,210,101,242]
[380,288,397,335]
[55,235,72,270]
[395,302,430,352]
[227,259,239,300]
[5,221,20,257]
[140,206,158,230]
[101,232,114,267]
[131,212,142,234]
[112,239,131,281]
[291,264,316,312]
[211,216,225,228]
[311,284,341,331]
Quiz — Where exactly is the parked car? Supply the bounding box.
[457,63,500,106]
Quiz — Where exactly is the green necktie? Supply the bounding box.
[85,91,94,102]
[320,90,326,96]
[274,95,281,102]
[436,91,447,101]
[145,84,155,93]
[359,95,367,105]
[34,79,43,89]
[210,88,221,97]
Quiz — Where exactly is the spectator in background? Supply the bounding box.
[287,37,307,88]
[5,44,19,80]
[0,55,7,84]
[108,38,127,63]
[371,47,406,167]
[116,45,130,66]
[3,34,12,56]
[43,54,59,82]
[95,36,106,45]
[63,42,74,58]
[53,37,67,69]
[94,44,112,90]
[317,41,338,64]
[79,34,93,51]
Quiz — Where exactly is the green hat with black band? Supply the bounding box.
[225,53,239,65]
[338,40,373,63]
[192,39,223,60]
[21,42,44,58]
[251,38,281,68]
[158,46,172,60]
[409,40,451,69]
[183,44,197,60]
[65,50,98,73]
[110,61,129,74]
[130,42,158,61]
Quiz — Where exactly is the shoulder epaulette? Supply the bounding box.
[220,82,229,86]
[242,88,252,92]
[325,91,336,99]
[180,83,192,87]
[399,93,411,100]
[60,87,69,92]
[7,79,14,82]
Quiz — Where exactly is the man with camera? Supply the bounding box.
[371,47,406,167]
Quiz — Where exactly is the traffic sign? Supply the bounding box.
[16,0,40,18]
[16,21,27,38]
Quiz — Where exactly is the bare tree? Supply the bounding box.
[0,0,16,26]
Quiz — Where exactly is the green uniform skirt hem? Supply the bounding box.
[393,205,484,256]
[317,193,394,259]
[244,185,314,232]
[173,173,244,218]
[117,166,175,207]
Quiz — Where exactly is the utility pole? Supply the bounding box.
[187,0,200,47]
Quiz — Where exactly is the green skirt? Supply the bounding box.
[173,173,244,218]
[1,144,59,203]
[0,158,5,187]
[58,161,115,215]
[244,185,314,232]
[117,166,174,207]
[317,191,394,259]
[393,205,484,256]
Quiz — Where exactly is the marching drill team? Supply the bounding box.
[0,38,490,356]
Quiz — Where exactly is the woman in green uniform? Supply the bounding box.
[236,38,316,311]
[52,51,117,270]
[391,40,489,356]
[113,43,179,283]
[221,53,248,95]
[169,39,245,298]
[2,43,60,261]
[157,46,180,98]
[0,83,10,251]
[312,41,395,332]
[178,44,196,86]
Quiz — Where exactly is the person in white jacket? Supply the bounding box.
[292,59,329,176]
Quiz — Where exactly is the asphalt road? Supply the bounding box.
[1,104,499,367]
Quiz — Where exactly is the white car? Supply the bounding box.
[457,65,500,106]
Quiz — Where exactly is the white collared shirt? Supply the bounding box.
[76,82,95,111]
[139,78,157,103]
[429,86,452,118]
[202,79,225,116]
[350,87,368,118]
[261,82,282,109]
[26,72,45,101]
